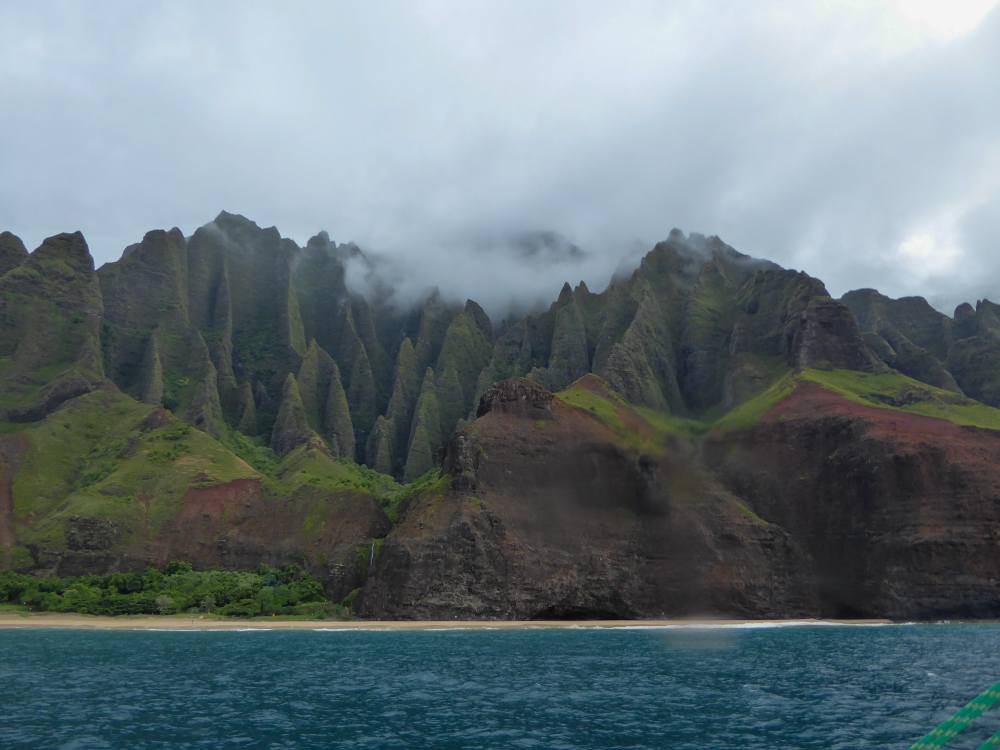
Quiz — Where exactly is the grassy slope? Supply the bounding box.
[8,390,260,555]
[799,369,1000,430]
[711,368,1000,433]
[556,366,1000,451]
[3,389,412,564]
[556,378,704,454]
[273,443,408,520]
[8,361,1000,570]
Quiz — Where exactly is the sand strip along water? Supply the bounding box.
[0,614,897,631]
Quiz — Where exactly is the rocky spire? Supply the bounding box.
[297,339,337,430]
[404,367,442,481]
[271,374,315,456]
[435,305,493,421]
[384,337,420,470]
[597,281,682,412]
[323,361,355,460]
[236,381,257,436]
[436,365,465,440]
[0,232,104,381]
[140,332,164,405]
[184,332,225,436]
[544,292,590,390]
[0,231,28,276]
[366,415,395,475]
[347,346,377,460]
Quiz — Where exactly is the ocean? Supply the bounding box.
[1,623,998,749]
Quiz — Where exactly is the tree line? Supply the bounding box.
[0,562,343,618]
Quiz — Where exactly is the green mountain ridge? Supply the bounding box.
[4,213,1000,618]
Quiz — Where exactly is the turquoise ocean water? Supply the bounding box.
[1,623,999,749]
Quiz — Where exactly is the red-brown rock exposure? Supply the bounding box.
[706,382,1000,618]
[357,376,1000,619]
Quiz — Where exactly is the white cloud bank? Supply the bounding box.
[1,1,999,312]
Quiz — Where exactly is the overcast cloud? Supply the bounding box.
[2,1,999,313]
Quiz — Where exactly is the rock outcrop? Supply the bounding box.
[475,377,554,417]
[790,296,883,372]
[0,232,105,420]
[705,381,1000,618]
[270,375,316,455]
[361,377,814,619]
[0,232,28,276]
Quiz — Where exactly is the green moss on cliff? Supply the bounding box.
[323,361,355,460]
[0,233,104,417]
[384,337,419,469]
[347,346,377,457]
[365,415,395,475]
[435,307,493,416]
[544,293,590,390]
[596,282,683,413]
[235,382,257,436]
[404,368,442,481]
[270,374,315,455]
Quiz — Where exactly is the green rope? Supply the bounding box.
[975,729,1000,749]
[910,681,1000,749]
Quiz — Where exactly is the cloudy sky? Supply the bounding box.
[2,1,999,312]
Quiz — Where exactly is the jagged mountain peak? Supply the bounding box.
[31,231,95,271]
[11,211,1000,477]
[0,231,28,276]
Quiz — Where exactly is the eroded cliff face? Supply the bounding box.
[1,388,393,602]
[357,376,1000,620]
[31,471,390,603]
[705,382,1000,619]
[360,378,815,619]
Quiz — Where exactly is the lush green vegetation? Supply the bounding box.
[633,405,709,438]
[800,368,1000,431]
[9,390,260,554]
[706,367,1000,434]
[710,372,797,433]
[556,377,704,453]
[556,366,804,444]
[276,444,400,497]
[0,562,345,619]
[220,428,280,474]
[557,382,628,432]
[557,363,1000,442]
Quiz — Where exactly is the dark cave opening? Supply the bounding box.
[530,605,630,621]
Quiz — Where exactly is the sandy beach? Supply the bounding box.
[0,613,895,631]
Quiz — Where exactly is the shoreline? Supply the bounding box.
[0,613,908,631]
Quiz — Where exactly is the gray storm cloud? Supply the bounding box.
[1,1,999,313]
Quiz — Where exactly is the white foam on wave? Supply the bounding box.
[126,620,926,633]
[311,628,377,632]
[575,620,903,631]
[424,626,505,631]
[138,628,205,632]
